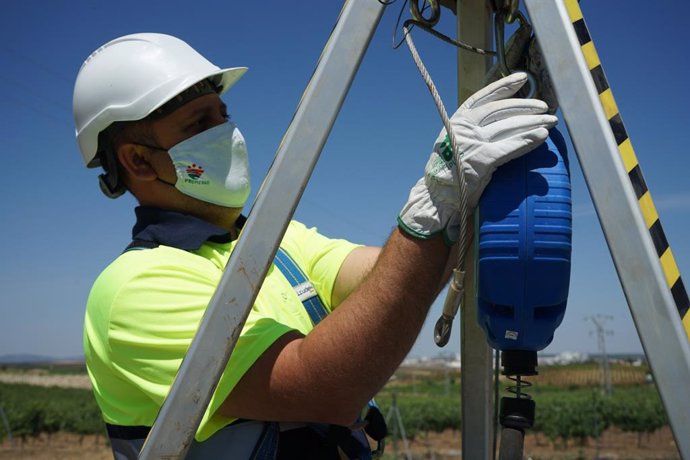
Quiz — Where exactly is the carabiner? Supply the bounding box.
[494,10,511,78]
[503,0,520,24]
[494,9,537,98]
[410,0,441,27]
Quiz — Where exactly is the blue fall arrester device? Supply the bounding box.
[477,128,572,441]
[477,128,572,352]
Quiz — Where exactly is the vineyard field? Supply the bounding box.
[0,362,680,459]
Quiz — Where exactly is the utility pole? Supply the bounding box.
[586,315,614,396]
[0,405,13,446]
[386,394,413,460]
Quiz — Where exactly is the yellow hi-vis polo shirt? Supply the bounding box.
[83,206,359,442]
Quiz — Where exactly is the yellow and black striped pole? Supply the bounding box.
[565,0,690,339]
[524,1,690,454]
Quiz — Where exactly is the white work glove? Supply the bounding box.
[398,72,558,245]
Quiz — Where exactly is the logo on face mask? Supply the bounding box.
[170,122,251,207]
[185,163,205,180]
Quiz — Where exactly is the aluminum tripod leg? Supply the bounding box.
[523,1,690,457]
[138,1,385,458]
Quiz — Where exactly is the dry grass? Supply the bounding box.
[0,433,110,460]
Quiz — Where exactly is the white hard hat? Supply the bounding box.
[73,33,247,167]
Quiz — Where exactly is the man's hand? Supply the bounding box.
[398,72,558,245]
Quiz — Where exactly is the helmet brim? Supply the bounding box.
[84,66,248,168]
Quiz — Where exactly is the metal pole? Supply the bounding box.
[138,1,385,457]
[457,1,495,459]
[524,1,690,457]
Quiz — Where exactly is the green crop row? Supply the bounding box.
[375,385,666,445]
[0,383,103,440]
[0,381,667,447]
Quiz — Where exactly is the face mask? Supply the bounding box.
[158,121,251,208]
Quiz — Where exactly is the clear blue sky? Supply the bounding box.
[1,1,688,360]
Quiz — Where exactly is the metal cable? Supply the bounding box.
[402,19,497,55]
[391,2,496,56]
[402,22,470,333]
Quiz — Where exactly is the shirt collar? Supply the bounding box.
[131,206,244,251]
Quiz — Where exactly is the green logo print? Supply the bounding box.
[440,135,454,162]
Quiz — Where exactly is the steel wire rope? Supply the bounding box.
[384,0,506,346]
[395,4,532,459]
[395,0,540,347]
[401,21,471,347]
[388,0,497,56]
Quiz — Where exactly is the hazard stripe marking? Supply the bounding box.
[591,66,609,94]
[600,89,619,120]
[565,0,689,326]
[619,139,637,173]
[628,165,647,200]
[581,41,599,70]
[565,0,583,22]
[672,278,690,318]
[572,19,591,46]
[639,192,659,229]
[649,220,669,258]
[661,249,681,288]
[609,114,628,145]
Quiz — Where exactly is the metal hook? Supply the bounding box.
[434,315,453,347]
[434,269,465,347]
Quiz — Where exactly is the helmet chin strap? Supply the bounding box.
[97,149,127,199]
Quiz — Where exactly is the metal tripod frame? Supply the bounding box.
[138,1,690,459]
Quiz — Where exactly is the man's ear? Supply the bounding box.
[116,143,158,182]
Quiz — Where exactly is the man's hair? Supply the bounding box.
[97,120,156,198]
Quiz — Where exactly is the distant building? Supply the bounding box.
[538,351,589,365]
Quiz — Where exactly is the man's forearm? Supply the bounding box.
[295,228,449,420]
[220,227,450,425]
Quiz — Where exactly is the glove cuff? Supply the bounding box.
[398,181,458,247]
[396,216,442,240]
[397,217,456,247]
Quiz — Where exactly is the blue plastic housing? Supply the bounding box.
[476,128,572,352]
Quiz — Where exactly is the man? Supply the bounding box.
[73,33,556,459]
